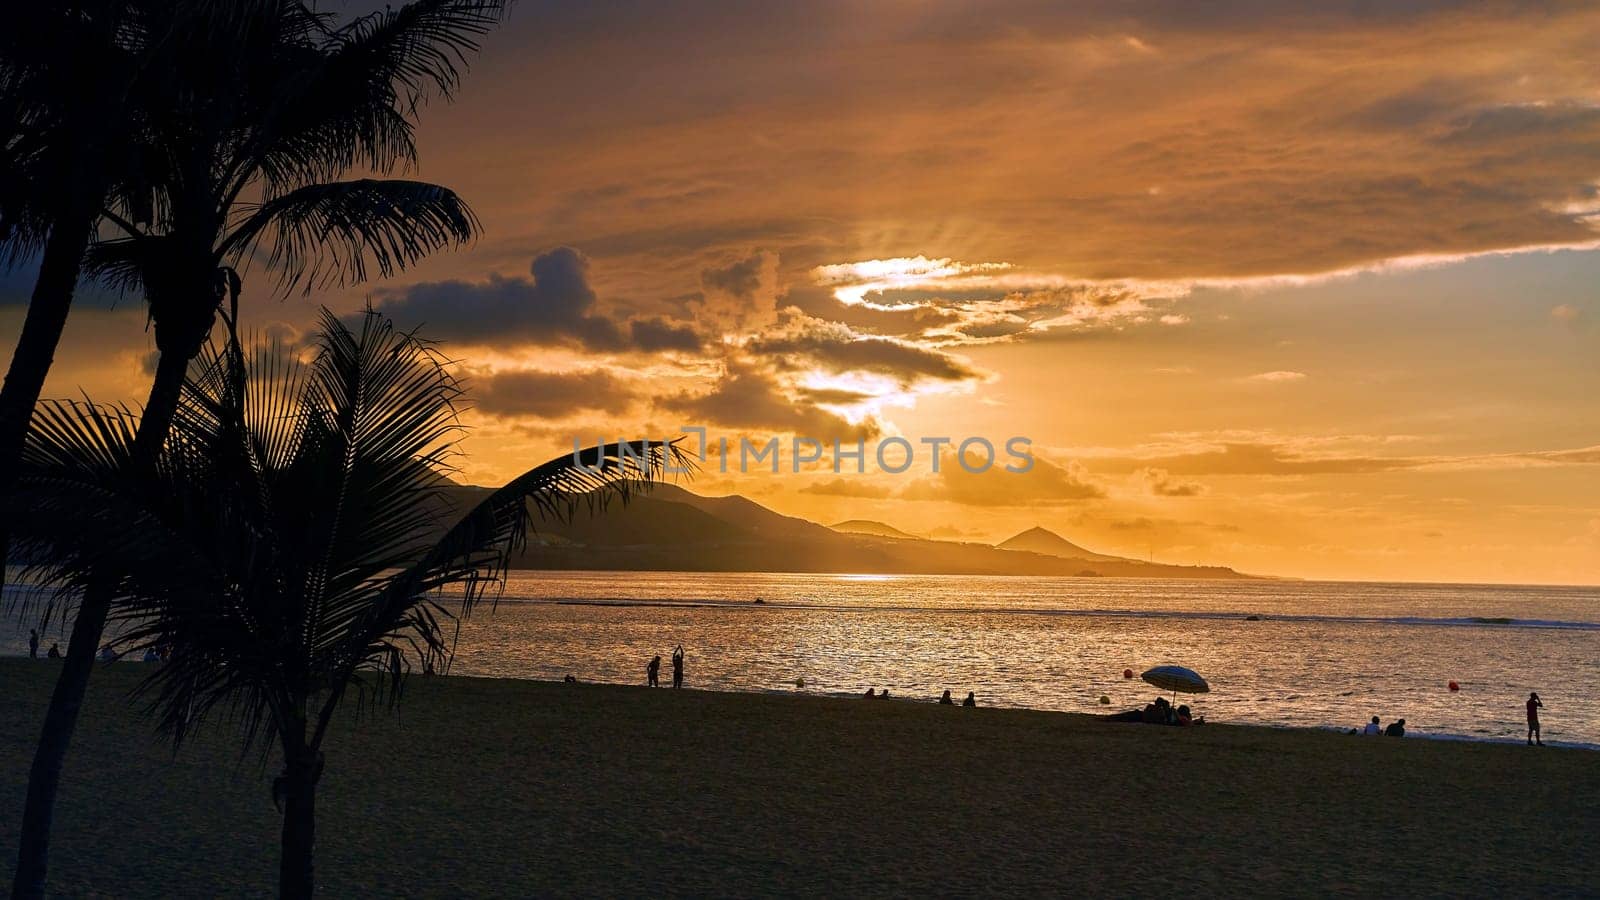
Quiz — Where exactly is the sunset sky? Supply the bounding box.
[4,0,1599,584]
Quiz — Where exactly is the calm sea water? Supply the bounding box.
[7,572,1599,746]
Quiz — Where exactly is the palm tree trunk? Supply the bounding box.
[0,204,95,598]
[9,346,188,900]
[278,733,323,900]
[8,585,110,900]
[133,348,191,462]
[5,207,98,900]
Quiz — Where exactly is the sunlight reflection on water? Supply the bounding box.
[440,572,1600,747]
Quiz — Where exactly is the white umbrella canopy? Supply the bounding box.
[1141,665,1210,695]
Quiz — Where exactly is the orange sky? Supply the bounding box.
[4,0,1599,584]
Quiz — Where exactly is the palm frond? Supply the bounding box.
[246,0,507,190]
[220,179,478,292]
[331,0,506,102]
[17,308,688,762]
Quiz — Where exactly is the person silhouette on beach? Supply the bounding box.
[864,688,875,698]
[1526,692,1543,746]
[939,690,954,705]
[671,645,684,689]
[1363,716,1381,735]
[647,655,661,687]
[28,629,39,659]
[46,643,61,659]
[1384,718,1406,737]
[962,692,976,708]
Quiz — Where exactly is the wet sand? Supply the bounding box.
[1,659,1596,896]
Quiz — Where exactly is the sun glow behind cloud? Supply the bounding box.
[812,257,1013,307]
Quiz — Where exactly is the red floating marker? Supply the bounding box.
[1448,681,1460,692]
[1123,668,1134,679]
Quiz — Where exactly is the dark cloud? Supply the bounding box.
[701,253,770,298]
[796,387,877,406]
[751,328,981,385]
[1438,103,1600,146]
[659,363,875,440]
[375,247,626,350]
[689,251,783,335]
[474,368,636,419]
[629,317,701,352]
[373,248,714,355]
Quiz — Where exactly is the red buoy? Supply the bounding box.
[1123,668,1134,679]
[1448,681,1460,692]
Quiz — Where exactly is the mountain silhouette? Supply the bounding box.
[996,526,1122,562]
[831,520,920,540]
[437,482,1248,578]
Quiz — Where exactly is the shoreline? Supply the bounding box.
[5,654,1594,750]
[563,678,1600,752]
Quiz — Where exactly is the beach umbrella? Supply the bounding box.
[1141,665,1210,704]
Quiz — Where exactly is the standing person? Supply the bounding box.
[671,645,684,689]
[1527,692,1544,746]
[28,629,39,659]
[647,655,661,687]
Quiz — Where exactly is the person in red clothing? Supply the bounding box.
[1527,692,1544,746]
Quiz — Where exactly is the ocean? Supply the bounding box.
[7,572,1599,746]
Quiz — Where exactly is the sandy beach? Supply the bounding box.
[2,659,1596,897]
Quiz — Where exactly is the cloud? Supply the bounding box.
[799,477,894,499]
[690,251,783,337]
[796,386,879,406]
[1139,467,1207,497]
[433,2,1600,287]
[659,363,875,440]
[901,452,1105,507]
[374,247,619,349]
[1091,442,1421,476]
[1246,371,1308,383]
[374,247,693,353]
[750,323,983,385]
[1521,445,1600,465]
[629,317,702,352]
[474,368,636,419]
[1550,304,1584,326]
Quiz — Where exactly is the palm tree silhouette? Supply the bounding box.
[13,310,689,898]
[0,0,165,606]
[8,3,506,895]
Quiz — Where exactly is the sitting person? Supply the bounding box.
[962,691,976,708]
[1363,716,1381,735]
[939,690,954,705]
[1175,704,1193,726]
[1384,718,1406,737]
[864,688,875,698]
[46,643,62,659]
